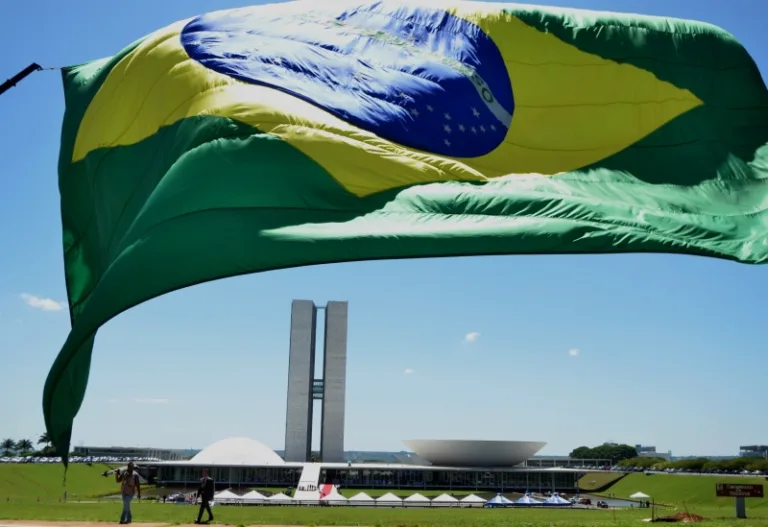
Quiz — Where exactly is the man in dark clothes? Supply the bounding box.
[195,469,215,524]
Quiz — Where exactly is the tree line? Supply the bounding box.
[1,433,56,457]
[569,444,638,463]
[569,443,768,472]
[618,455,768,472]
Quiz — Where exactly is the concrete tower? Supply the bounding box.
[319,301,348,463]
[283,300,317,462]
[284,300,348,462]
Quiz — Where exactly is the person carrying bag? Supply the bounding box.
[115,461,141,524]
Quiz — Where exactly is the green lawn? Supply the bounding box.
[4,501,768,527]
[577,472,625,492]
[598,473,768,506]
[3,465,768,526]
[0,464,118,500]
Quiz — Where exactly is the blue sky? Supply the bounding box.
[1,0,765,457]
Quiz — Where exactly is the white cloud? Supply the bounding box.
[463,332,480,343]
[403,368,415,375]
[568,348,580,357]
[132,397,169,405]
[107,398,118,404]
[20,293,65,312]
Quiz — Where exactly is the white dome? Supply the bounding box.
[190,437,285,466]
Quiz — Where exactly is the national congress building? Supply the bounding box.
[150,300,611,493]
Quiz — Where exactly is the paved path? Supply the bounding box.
[0,522,361,527]
[0,523,165,527]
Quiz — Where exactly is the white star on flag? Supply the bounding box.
[471,107,481,118]
[443,124,452,133]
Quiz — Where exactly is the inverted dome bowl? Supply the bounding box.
[402,439,546,467]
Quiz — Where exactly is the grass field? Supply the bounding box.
[0,502,768,527]
[0,464,117,500]
[2,465,767,526]
[3,501,768,527]
[597,473,768,508]
[578,472,626,492]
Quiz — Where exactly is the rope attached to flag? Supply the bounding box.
[0,60,66,486]
[0,63,58,97]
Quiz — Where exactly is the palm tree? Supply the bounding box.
[16,439,34,454]
[1,438,15,456]
[37,432,51,448]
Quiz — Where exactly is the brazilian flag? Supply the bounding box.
[47,0,767,460]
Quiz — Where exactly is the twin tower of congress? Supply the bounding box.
[284,300,349,463]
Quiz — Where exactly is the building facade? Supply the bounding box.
[740,445,768,459]
[72,445,188,461]
[635,445,656,455]
[284,300,348,463]
[151,438,599,494]
[635,445,672,461]
[155,463,583,493]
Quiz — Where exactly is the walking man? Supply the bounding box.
[115,461,141,524]
[195,469,215,524]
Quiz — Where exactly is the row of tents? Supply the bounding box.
[210,489,485,507]
[486,492,572,507]
[208,489,572,508]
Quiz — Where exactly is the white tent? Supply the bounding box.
[403,493,431,507]
[213,490,242,505]
[543,493,571,506]
[214,489,240,499]
[241,490,266,504]
[320,489,347,505]
[376,492,403,506]
[460,494,487,508]
[267,492,293,504]
[630,492,651,499]
[514,493,542,505]
[431,493,460,507]
[348,492,375,506]
[486,493,514,507]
